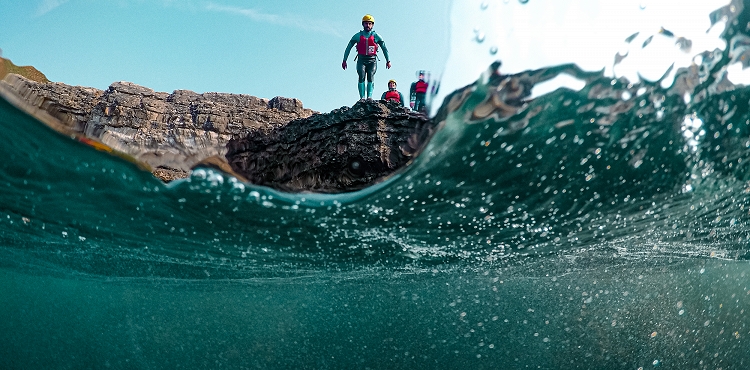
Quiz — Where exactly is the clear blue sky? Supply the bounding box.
[2,0,741,114]
[0,0,451,113]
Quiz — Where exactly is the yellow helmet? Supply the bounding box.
[362,14,375,23]
[388,79,397,86]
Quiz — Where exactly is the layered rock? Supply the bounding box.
[226,100,435,192]
[0,74,315,177]
[0,73,437,192]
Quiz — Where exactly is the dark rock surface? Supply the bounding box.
[226,99,435,192]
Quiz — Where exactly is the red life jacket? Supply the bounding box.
[415,80,429,94]
[385,90,401,103]
[357,33,378,56]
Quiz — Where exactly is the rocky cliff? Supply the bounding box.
[0,73,315,180]
[226,100,434,192]
[0,73,436,192]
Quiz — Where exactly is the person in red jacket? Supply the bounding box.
[342,14,391,100]
[381,79,405,106]
[410,70,429,113]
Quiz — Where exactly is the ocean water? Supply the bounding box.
[3,1,750,369]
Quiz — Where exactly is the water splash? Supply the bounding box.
[3,3,750,370]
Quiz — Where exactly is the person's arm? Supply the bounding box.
[399,92,405,106]
[375,33,391,69]
[409,83,416,108]
[381,91,388,100]
[342,36,357,69]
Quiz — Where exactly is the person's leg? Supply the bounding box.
[366,82,374,99]
[357,60,367,99]
[365,61,377,98]
[416,93,426,112]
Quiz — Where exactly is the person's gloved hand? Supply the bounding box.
[342,61,347,70]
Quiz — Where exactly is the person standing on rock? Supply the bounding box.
[381,79,404,107]
[410,70,429,113]
[342,14,391,100]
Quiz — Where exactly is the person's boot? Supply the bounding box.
[366,82,374,99]
[358,82,366,99]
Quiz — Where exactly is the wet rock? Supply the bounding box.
[225,99,435,192]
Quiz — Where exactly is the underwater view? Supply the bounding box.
[2,0,750,369]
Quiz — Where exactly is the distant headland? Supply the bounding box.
[0,55,49,84]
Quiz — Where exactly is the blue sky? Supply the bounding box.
[0,0,451,113]
[2,0,743,114]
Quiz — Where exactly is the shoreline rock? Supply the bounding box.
[0,74,436,192]
[0,74,315,179]
[226,99,434,192]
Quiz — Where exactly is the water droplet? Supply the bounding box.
[489,46,498,55]
[480,1,489,10]
[519,0,529,4]
[639,2,647,10]
[503,0,510,3]
[474,31,486,43]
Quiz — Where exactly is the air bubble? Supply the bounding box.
[519,0,529,4]
[490,46,498,55]
[480,1,489,10]
[639,2,647,10]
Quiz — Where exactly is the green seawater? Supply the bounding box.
[3,17,750,365]
[2,260,749,369]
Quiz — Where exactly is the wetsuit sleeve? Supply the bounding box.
[410,82,417,102]
[343,34,358,61]
[381,91,387,100]
[399,92,405,106]
[374,32,390,62]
